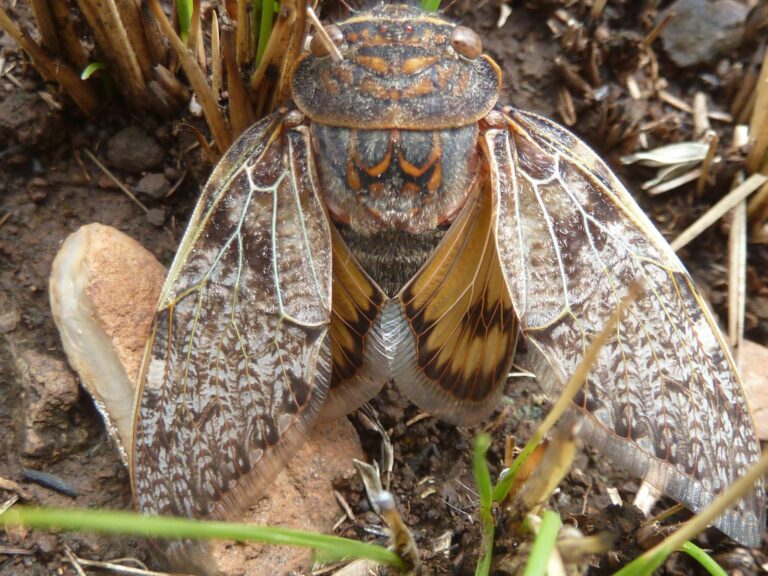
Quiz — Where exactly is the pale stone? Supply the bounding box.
[740,340,768,441]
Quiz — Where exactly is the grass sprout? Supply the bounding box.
[473,434,494,576]
[0,506,405,569]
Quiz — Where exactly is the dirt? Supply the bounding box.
[1,1,767,575]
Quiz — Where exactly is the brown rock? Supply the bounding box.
[214,418,363,576]
[740,340,768,441]
[106,126,164,173]
[135,173,170,199]
[16,349,88,458]
[51,223,166,455]
[659,0,747,68]
[82,224,165,384]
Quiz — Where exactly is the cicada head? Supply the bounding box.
[291,4,501,130]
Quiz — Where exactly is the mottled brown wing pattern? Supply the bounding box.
[320,227,388,421]
[485,107,764,545]
[388,183,518,425]
[132,113,332,565]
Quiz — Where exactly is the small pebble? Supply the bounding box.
[136,173,170,199]
[660,0,748,67]
[106,126,164,173]
[146,207,166,227]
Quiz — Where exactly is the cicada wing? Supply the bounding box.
[132,113,333,570]
[485,107,764,545]
[387,182,518,426]
[319,227,388,421]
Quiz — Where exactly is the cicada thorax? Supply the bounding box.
[310,123,482,294]
[293,4,501,294]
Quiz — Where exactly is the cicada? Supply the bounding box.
[132,3,764,570]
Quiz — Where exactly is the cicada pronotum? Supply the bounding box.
[130,3,764,571]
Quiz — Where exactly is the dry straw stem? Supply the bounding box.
[147,0,231,153]
[745,48,768,173]
[75,0,148,103]
[695,131,719,196]
[508,422,579,518]
[66,554,178,576]
[48,0,89,69]
[211,10,222,100]
[727,192,747,368]
[0,7,99,115]
[221,18,255,139]
[29,0,59,52]
[83,149,150,214]
[189,0,205,73]
[670,172,768,251]
[248,0,309,116]
[236,0,251,65]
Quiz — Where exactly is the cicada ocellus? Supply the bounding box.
[131,3,764,571]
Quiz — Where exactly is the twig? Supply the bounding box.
[83,149,150,214]
[728,191,747,369]
[67,554,188,575]
[745,48,768,173]
[647,168,702,196]
[0,546,33,555]
[696,131,719,196]
[307,6,343,62]
[0,476,32,501]
[333,490,355,521]
[671,173,767,250]
[63,546,88,576]
[644,11,675,46]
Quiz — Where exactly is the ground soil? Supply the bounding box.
[1,1,767,575]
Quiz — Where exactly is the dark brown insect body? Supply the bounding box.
[129,4,764,573]
[296,8,494,292]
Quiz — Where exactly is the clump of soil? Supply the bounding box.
[1,1,766,574]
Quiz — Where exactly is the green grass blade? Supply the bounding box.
[1,506,404,568]
[177,0,193,43]
[255,0,277,66]
[81,62,106,80]
[679,542,727,576]
[472,434,494,576]
[473,434,493,511]
[421,0,442,11]
[522,510,561,576]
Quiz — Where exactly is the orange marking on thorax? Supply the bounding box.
[401,75,436,98]
[355,55,390,74]
[397,132,442,178]
[402,56,439,75]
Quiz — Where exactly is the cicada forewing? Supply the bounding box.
[132,111,333,569]
[484,107,765,545]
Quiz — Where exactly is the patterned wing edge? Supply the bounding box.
[319,227,389,421]
[132,113,333,571]
[484,107,765,545]
[387,183,518,426]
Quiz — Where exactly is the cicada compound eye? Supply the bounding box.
[450,26,482,60]
[310,24,344,58]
